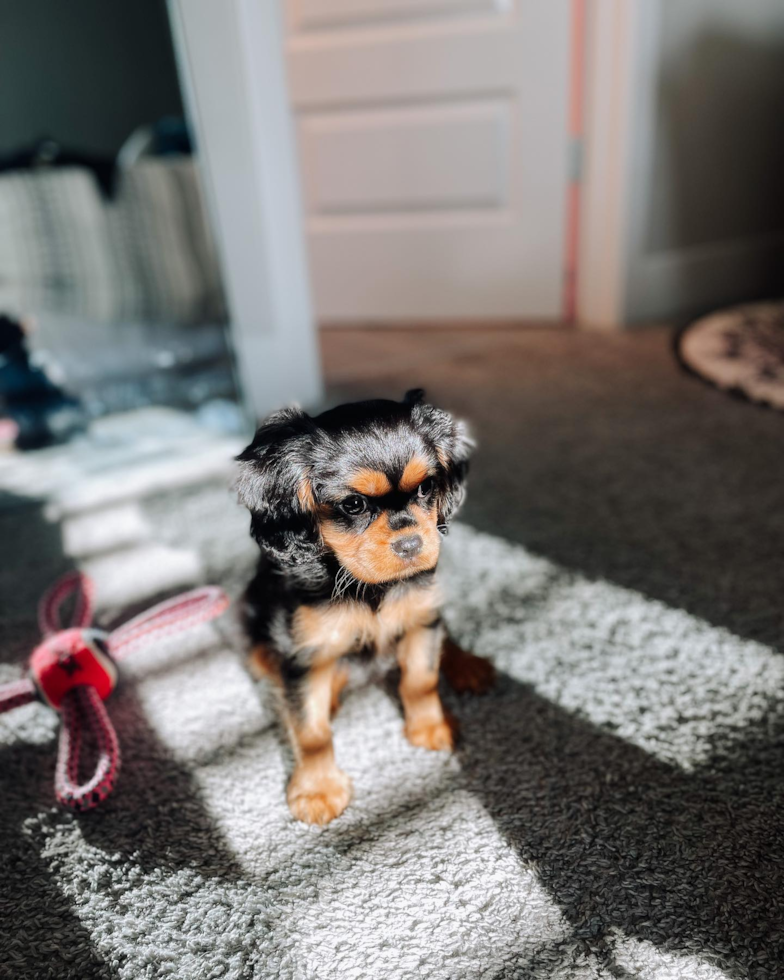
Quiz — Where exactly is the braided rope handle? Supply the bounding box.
[0,677,37,714]
[38,570,94,636]
[56,686,120,811]
[109,586,230,660]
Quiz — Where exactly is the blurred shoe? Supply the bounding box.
[0,314,88,450]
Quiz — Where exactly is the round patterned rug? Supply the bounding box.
[676,301,784,410]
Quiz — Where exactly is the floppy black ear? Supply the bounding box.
[410,400,475,529]
[235,407,320,565]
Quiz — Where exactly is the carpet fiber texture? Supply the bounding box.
[2,328,784,980]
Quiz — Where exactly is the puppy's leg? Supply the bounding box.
[330,664,349,718]
[283,661,352,826]
[397,623,457,751]
[440,636,495,694]
[247,643,278,680]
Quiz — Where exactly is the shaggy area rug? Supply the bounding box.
[1,397,782,980]
[676,301,784,410]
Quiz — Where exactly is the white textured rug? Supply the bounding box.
[0,472,784,980]
[1,412,783,979]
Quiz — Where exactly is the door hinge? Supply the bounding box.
[568,137,584,183]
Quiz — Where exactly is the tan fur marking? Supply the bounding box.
[292,602,376,662]
[285,662,352,825]
[349,469,392,497]
[290,580,440,663]
[397,623,456,751]
[248,644,280,683]
[399,456,431,492]
[297,477,316,511]
[378,579,441,646]
[320,504,440,585]
[287,766,352,826]
[294,663,335,752]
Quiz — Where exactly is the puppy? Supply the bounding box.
[236,389,493,825]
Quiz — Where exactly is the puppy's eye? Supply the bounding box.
[339,494,367,516]
[417,477,434,499]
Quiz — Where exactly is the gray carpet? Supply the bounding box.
[1,328,783,979]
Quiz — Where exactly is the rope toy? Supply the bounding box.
[0,571,230,811]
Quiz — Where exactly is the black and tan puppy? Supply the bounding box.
[236,389,493,825]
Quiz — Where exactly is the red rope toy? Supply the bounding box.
[0,571,230,811]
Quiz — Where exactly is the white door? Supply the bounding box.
[285,0,572,321]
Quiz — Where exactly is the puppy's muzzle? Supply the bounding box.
[391,534,423,559]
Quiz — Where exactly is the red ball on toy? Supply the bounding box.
[29,628,117,710]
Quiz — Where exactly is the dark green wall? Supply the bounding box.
[0,0,184,156]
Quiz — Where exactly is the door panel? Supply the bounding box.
[285,0,570,320]
[300,102,508,214]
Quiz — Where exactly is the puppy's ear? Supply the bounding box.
[235,407,320,564]
[411,401,475,529]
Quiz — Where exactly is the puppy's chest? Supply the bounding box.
[292,584,440,662]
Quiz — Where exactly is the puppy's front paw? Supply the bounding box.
[405,712,459,751]
[287,768,352,825]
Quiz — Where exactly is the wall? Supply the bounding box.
[0,0,183,157]
[624,0,784,322]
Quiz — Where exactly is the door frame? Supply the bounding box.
[168,0,323,420]
[577,0,784,329]
[576,0,646,330]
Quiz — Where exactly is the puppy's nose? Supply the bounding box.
[391,534,423,559]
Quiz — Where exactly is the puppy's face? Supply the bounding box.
[236,390,473,584]
[307,439,442,584]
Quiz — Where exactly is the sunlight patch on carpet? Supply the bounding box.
[441,524,784,771]
[5,519,782,979]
